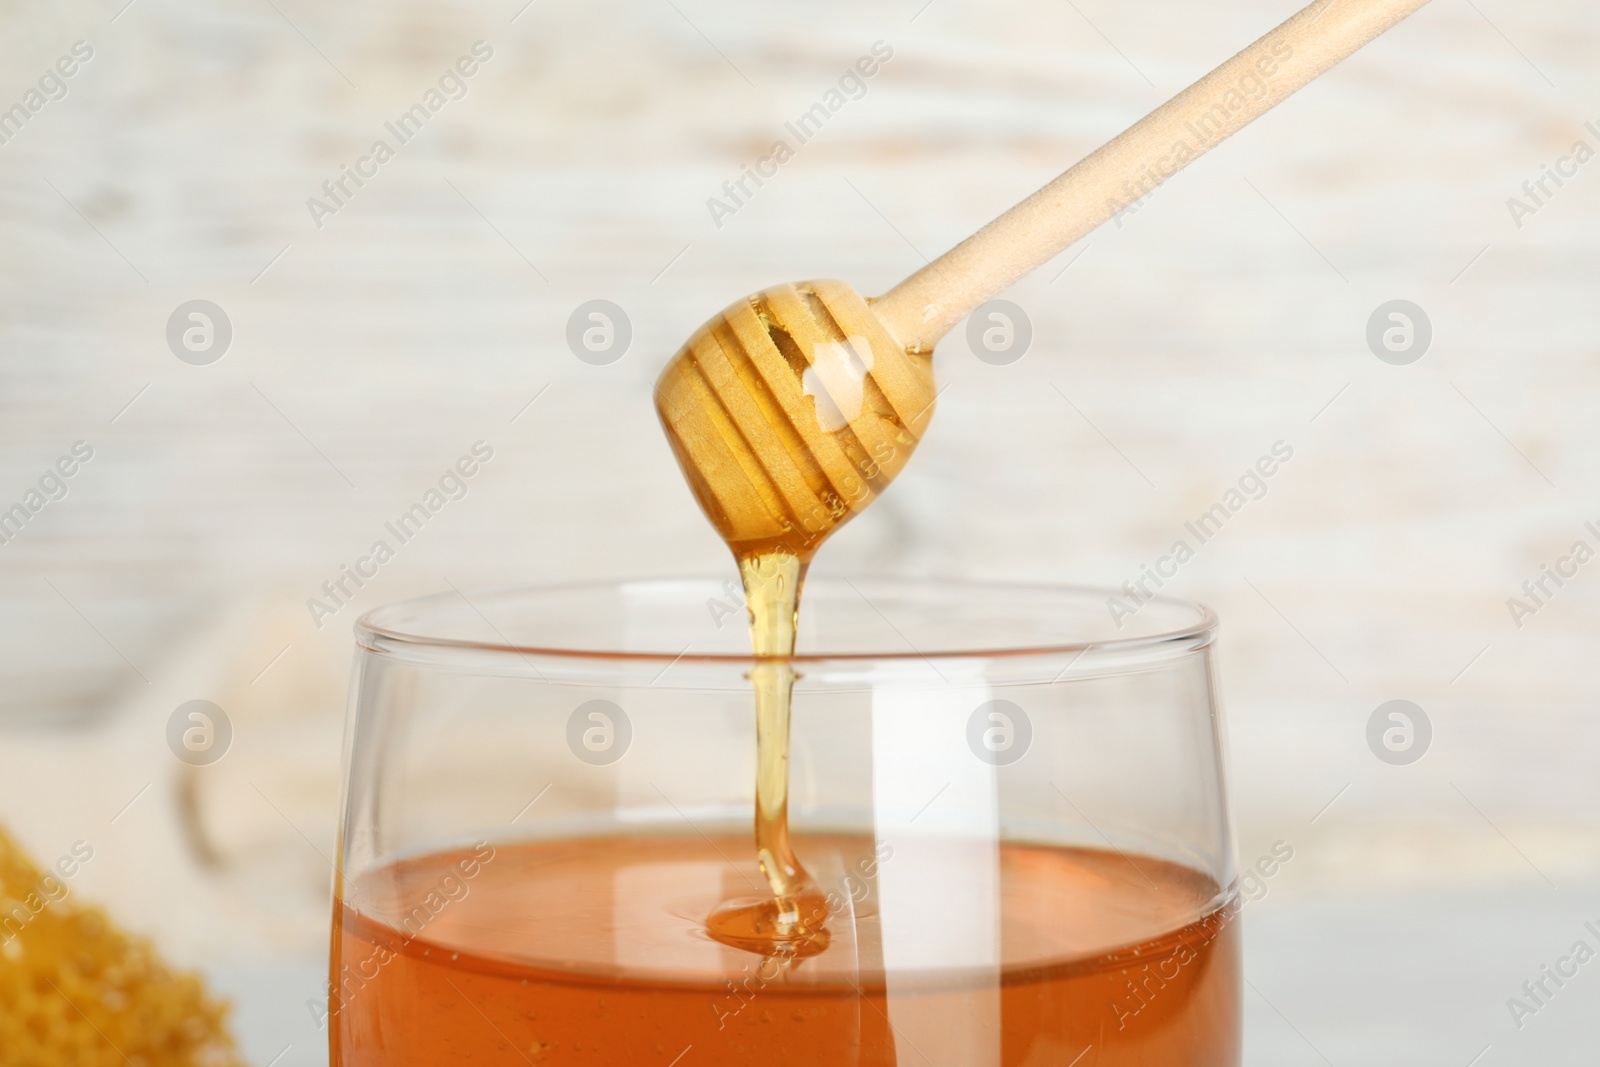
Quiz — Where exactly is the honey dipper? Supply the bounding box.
[657,0,1432,564]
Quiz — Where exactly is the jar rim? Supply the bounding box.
[355,577,1217,667]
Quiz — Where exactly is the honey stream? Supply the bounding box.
[654,282,939,958]
[703,550,830,957]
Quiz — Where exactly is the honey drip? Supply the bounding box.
[704,551,830,958]
[653,279,938,958]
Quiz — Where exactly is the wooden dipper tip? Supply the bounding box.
[654,280,936,561]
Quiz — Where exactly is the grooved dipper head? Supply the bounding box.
[655,279,938,561]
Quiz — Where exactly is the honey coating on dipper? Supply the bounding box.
[656,279,936,561]
[656,279,937,957]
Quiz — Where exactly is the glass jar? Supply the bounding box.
[329,578,1238,1066]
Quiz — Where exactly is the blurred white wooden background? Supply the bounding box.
[2,0,1598,1062]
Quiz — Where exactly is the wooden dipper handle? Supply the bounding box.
[657,0,1433,562]
[872,0,1435,353]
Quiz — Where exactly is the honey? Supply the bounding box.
[331,835,1240,1066]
